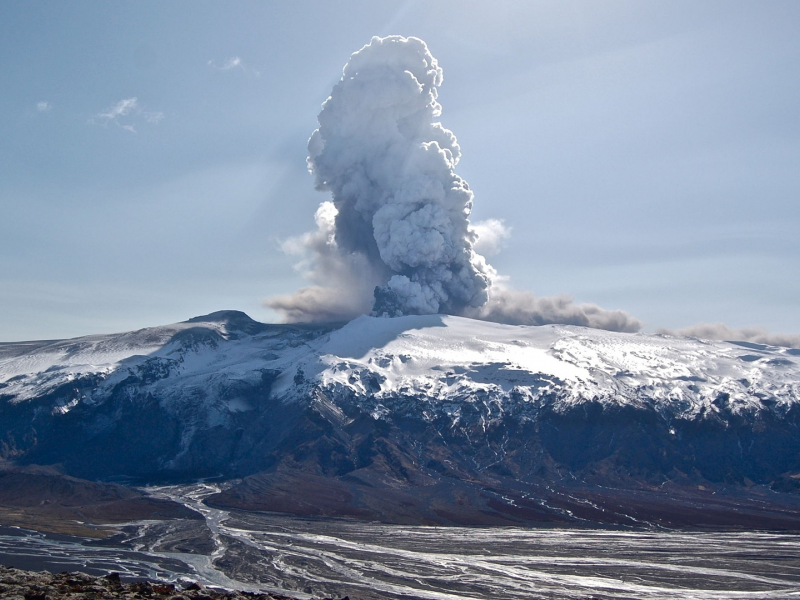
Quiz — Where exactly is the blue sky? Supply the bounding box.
[1,0,798,341]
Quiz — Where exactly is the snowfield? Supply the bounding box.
[2,312,798,423]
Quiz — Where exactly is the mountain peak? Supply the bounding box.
[185,310,270,336]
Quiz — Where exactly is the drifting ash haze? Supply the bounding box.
[266,35,641,333]
[659,323,800,352]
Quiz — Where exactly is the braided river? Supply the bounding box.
[2,483,800,599]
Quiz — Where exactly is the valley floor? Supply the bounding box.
[3,483,800,600]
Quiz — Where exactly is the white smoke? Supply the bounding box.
[470,219,511,257]
[267,35,642,332]
[659,323,800,349]
[267,201,380,322]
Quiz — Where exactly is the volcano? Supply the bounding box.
[2,310,800,529]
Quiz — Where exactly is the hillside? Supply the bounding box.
[2,311,800,527]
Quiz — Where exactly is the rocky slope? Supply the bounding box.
[2,310,800,528]
[0,566,336,600]
[0,465,199,537]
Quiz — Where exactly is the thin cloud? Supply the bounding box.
[222,56,241,70]
[143,111,165,124]
[98,97,139,122]
[36,101,52,113]
[92,97,164,132]
[208,56,260,77]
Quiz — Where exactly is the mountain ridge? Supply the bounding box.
[2,310,800,528]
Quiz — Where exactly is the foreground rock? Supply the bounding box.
[0,566,349,600]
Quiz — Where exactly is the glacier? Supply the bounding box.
[2,310,800,528]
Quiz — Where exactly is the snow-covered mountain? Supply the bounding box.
[291,312,800,418]
[5,311,798,420]
[2,310,800,528]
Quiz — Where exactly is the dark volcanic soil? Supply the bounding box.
[0,466,200,537]
[205,464,800,530]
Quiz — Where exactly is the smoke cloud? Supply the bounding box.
[267,201,380,322]
[659,323,800,349]
[467,286,643,333]
[267,35,641,332]
[470,219,511,257]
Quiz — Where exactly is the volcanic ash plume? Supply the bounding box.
[267,35,642,333]
[269,35,491,320]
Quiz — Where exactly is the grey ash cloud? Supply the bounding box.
[469,290,642,333]
[266,35,642,333]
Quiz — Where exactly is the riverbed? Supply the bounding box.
[2,483,800,599]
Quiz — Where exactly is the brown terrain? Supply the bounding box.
[206,462,800,530]
[0,465,199,537]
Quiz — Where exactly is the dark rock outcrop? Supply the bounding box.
[0,566,349,600]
